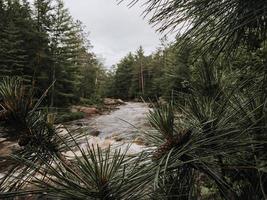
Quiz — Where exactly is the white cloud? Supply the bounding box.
[64,0,166,68]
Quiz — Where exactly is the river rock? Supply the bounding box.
[113,136,124,142]
[104,98,125,105]
[72,106,99,115]
[133,137,146,145]
[80,107,99,115]
[89,130,100,137]
[75,122,84,126]
[70,106,78,112]
[0,140,20,156]
[117,99,125,105]
[0,138,7,143]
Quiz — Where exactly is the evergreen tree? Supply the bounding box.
[0,0,29,81]
[77,51,98,99]
[113,53,134,99]
[162,40,192,99]
[49,0,85,106]
[32,0,54,95]
[0,22,27,77]
[0,0,100,107]
[129,46,145,98]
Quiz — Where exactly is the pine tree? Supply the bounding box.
[0,1,28,81]
[32,0,54,96]
[129,46,145,98]
[49,0,89,106]
[113,53,134,99]
[0,22,27,77]
[78,51,98,99]
[0,0,99,108]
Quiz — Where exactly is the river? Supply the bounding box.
[76,102,149,138]
[64,102,151,156]
[0,102,150,175]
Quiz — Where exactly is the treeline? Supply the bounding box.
[108,36,266,103]
[106,39,194,100]
[0,0,105,107]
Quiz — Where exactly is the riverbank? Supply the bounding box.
[56,98,126,124]
[0,102,150,173]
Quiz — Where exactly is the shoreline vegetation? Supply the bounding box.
[0,0,267,199]
[55,98,127,124]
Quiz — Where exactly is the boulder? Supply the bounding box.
[104,98,125,106]
[75,122,84,126]
[70,106,79,113]
[78,107,99,115]
[133,98,140,102]
[117,99,126,105]
[0,138,7,143]
[89,130,100,137]
[104,98,117,105]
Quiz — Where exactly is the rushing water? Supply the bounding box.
[73,102,150,139]
[0,102,151,175]
[66,102,151,155]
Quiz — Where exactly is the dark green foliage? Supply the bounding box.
[108,41,193,100]
[113,53,135,99]
[21,145,149,200]
[128,0,267,52]
[0,76,88,193]
[0,0,104,108]
[0,77,33,137]
[56,111,85,123]
[0,0,31,82]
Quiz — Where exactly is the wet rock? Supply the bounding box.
[80,107,99,115]
[73,137,115,152]
[104,98,125,105]
[70,107,78,112]
[133,137,146,145]
[72,106,99,116]
[113,136,123,142]
[133,98,140,102]
[0,140,20,157]
[75,122,84,126]
[104,98,114,105]
[0,138,7,143]
[57,127,68,136]
[105,133,124,142]
[117,99,125,105]
[89,130,100,137]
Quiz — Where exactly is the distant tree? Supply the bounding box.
[162,39,192,99]
[129,46,146,98]
[78,51,98,99]
[113,53,135,99]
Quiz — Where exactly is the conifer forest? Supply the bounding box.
[0,0,266,199]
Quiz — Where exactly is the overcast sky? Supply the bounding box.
[64,0,170,68]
